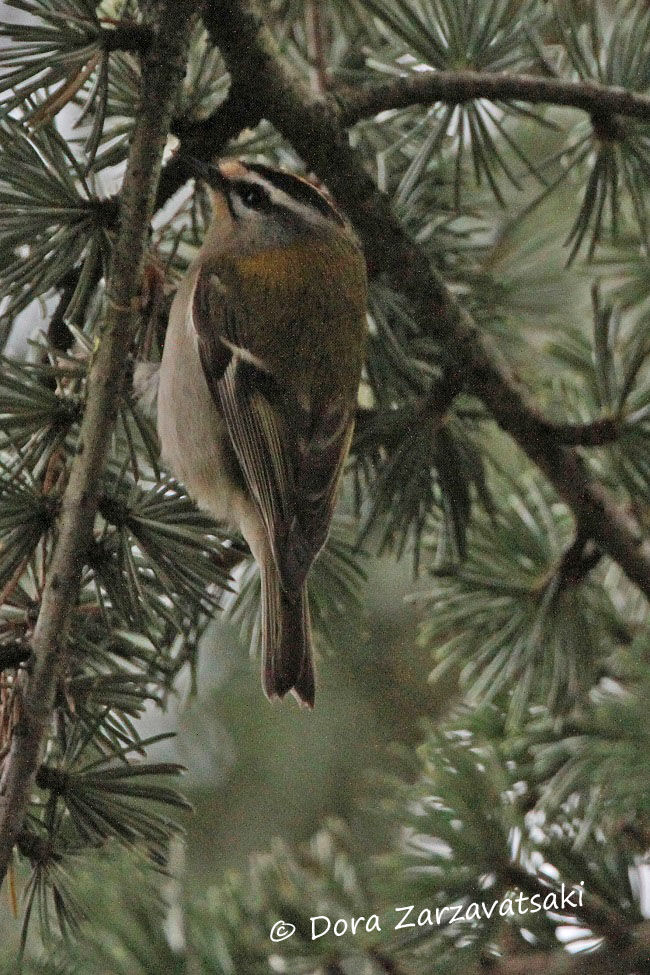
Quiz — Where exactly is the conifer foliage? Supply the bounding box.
[0,0,648,971]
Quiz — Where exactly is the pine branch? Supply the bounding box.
[305,0,329,94]
[535,416,621,447]
[556,528,602,592]
[148,5,650,221]
[201,0,650,599]
[367,947,408,974]
[0,0,197,888]
[501,863,631,947]
[46,269,80,353]
[91,83,256,228]
[471,921,650,975]
[337,68,650,126]
[479,390,650,598]
[100,22,153,54]
[160,81,256,203]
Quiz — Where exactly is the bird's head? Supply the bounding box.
[185,156,351,251]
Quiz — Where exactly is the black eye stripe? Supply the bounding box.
[245,163,346,226]
[230,180,272,210]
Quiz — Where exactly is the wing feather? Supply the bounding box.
[192,266,353,594]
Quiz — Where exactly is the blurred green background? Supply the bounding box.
[0,555,442,960]
[175,557,439,882]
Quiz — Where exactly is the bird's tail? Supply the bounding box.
[261,564,315,707]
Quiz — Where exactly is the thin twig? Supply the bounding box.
[305,0,329,94]
[0,560,31,611]
[28,55,100,128]
[46,269,81,353]
[337,67,650,126]
[0,0,197,888]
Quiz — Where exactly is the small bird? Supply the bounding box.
[157,158,367,706]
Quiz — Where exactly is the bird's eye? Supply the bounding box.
[233,182,268,210]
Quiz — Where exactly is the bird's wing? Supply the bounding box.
[191,267,354,593]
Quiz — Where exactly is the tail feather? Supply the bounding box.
[261,566,315,707]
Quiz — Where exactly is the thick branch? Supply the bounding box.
[100,22,153,53]
[471,364,650,596]
[93,83,256,227]
[203,0,650,600]
[0,0,196,886]
[146,31,650,216]
[556,529,602,591]
[536,416,621,447]
[151,35,650,213]
[338,68,650,126]
[161,81,256,204]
